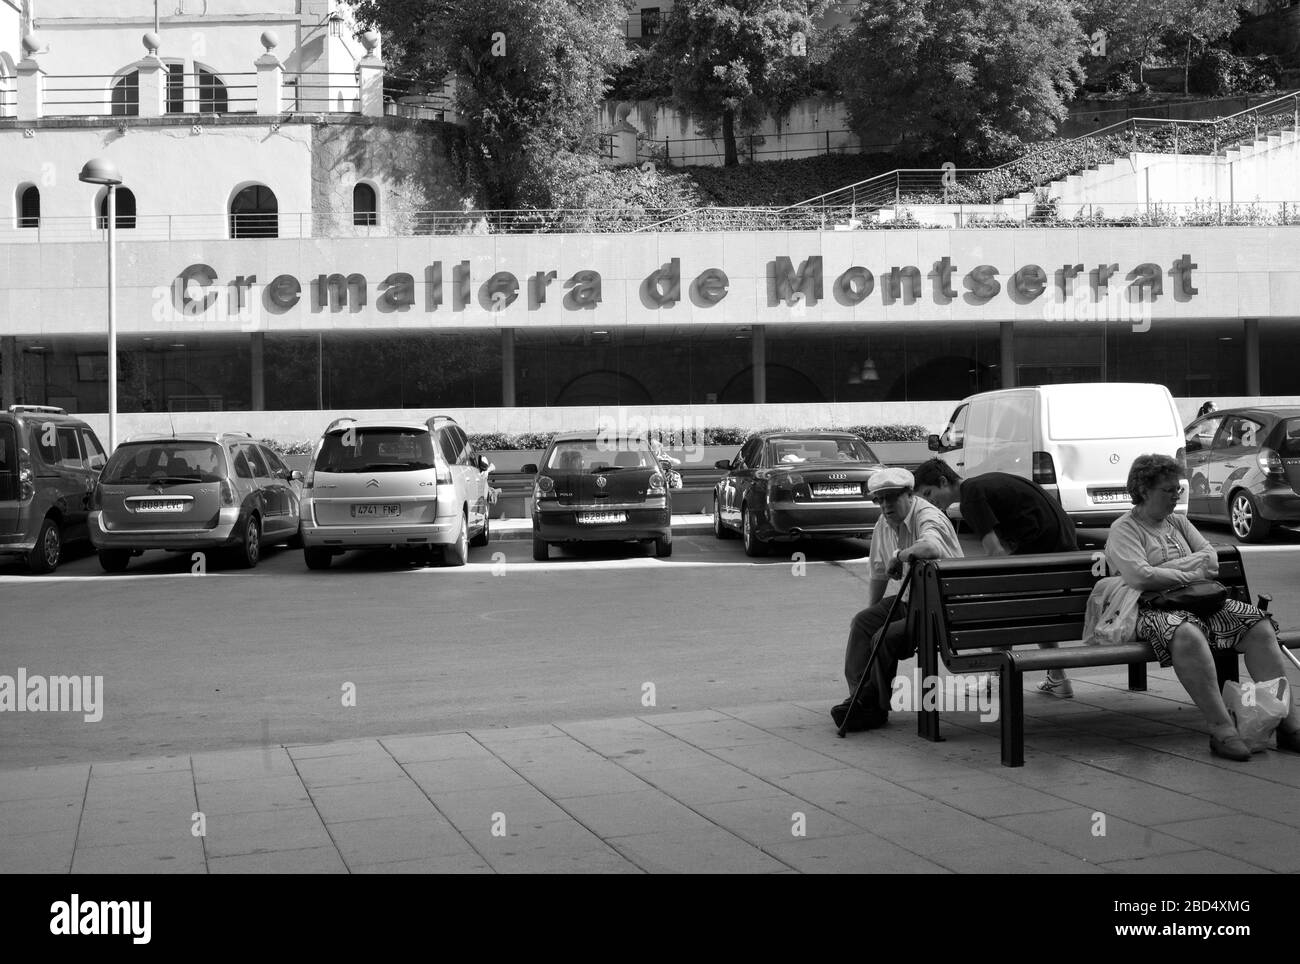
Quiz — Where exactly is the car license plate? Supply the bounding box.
[1090,489,1128,504]
[578,511,627,524]
[351,504,401,517]
[814,484,859,498]
[137,500,186,513]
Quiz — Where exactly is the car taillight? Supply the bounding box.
[1175,445,1187,479]
[304,465,315,490]
[534,474,555,499]
[91,483,102,510]
[436,462,452,485]
[648,472,665,494]
[18,464,34,501]
[219,479,235,506]
[1032,451,1057,485]
[1258,447,1285,476]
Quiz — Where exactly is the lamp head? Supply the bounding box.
[79,158,123,186]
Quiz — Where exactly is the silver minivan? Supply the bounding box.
[299,416,491,569]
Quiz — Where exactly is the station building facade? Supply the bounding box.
[2,1,1298,441]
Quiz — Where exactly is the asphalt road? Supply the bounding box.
[2,521,1298,770]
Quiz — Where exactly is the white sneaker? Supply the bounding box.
[1037,673,1074,698]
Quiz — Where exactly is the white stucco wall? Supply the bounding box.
[2,121,313,235]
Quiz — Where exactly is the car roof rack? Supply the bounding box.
[8,404,68,415]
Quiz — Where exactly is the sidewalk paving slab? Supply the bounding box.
[2,670,1298,874]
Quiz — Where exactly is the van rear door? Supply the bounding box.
[1278,418,1300,497]
[1044,385,1185,514]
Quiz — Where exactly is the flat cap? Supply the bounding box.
[867,466,915,497]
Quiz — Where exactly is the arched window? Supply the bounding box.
[112,71,140,116]
[19,185,39,229]
[98,187,137,230]
[166,63,185,114]
[353,183,377,226]
[230,185,278,239]
[198,67,228,114]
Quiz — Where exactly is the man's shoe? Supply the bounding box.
[831,698,889,732]
[1209,732,1252,762]
[1275,727,1300,754]
[1037,673,1073,699]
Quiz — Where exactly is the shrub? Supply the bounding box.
[260,438,315,456]
[1190,49,1280,97]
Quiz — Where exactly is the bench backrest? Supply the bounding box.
[916,547,1249,661]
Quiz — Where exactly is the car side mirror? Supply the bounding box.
[520,463,538,474]
[927,434,941,451]
[477,454,491,472]
[714,459,731,470]
[89,455,106,471]
[288,469,304,482]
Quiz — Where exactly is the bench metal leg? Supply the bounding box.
[1000,665,1025,767]
[1213,648,1240,691]
[916,617,943,743]
[1128,661,1147,691]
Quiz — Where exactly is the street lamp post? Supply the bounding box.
[79,158,123,453]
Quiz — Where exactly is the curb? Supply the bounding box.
[489,519,717,542]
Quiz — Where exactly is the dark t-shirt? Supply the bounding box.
[959,473,1076,554]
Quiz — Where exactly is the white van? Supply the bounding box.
[928,383,1188,524]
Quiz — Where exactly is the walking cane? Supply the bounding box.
[1258,593,1300,673]
[838,566,914,738]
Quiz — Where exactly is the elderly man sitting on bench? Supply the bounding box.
[832,467,964,732]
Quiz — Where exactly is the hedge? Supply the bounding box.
[259,424,932,456]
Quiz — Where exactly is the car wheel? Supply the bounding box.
[231,515,261,569]
[444,512,469,567]
[742,504,769,557]
[304,547,332,570]
[532,535,549,561]
[713,497,735,539]
[655,535,673,558]
[1230,490,1272,543]
[470,512,489,548]
[27,517,62,574]
[97,548,131,573]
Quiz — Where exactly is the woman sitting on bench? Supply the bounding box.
[1106,454,1300,762]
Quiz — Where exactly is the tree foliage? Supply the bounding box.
[833,0,1085,165]
[645,0,834,167]
[352,0,630,209]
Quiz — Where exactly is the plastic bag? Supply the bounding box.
[1084,576,1141,645]
[1222,677,1290,752]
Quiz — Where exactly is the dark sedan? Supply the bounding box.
[712,432,884,556]
[1184,406,1300,542]
[524,432,672,560]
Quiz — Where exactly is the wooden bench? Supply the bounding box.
[910,547,1300,766]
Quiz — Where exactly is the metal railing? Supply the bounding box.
[778,90,1300,214]
[6,200,1300,242]
[637,128,867,168]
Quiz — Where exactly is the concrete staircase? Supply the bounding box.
[997,126,1300,213]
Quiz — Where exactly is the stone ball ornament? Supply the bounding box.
[143,31,162,55]
[360,30,380,54]
[21,32,43,57]
[261,30,279,52]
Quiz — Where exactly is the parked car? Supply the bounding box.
[524,432,672,560]
[299,416,490,569]
[90,433,303,571]
[712,432,884,557]
[929,382,1188,525]
[0,405,108,573]
[1183,406,1300,542]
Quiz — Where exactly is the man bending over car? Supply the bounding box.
[913,459,1080,697]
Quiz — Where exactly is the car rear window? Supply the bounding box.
[545,439,655,472]
[768,437,879,464]
[102,442,226,484]
[314,428,436,473]
[1047,392,1177,440]
[1281,418,1300,458]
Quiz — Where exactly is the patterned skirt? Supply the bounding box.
[1136,597,1277,667]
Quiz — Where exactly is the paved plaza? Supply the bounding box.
[3,665,1297,874]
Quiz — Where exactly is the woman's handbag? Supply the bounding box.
[1139,580,1228,619]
